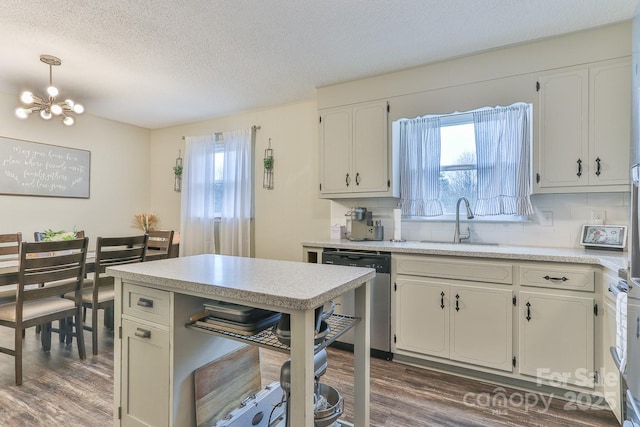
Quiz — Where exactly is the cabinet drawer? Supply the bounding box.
[394,255,513,284]
[123,283,170,325]
[519,264,594,292]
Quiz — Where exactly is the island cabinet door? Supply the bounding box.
[449,284,514,372]
[121,318,170,427]
[519,291,595,388]
[394,276,449,358]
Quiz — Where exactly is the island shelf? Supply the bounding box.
[187,312,359,354]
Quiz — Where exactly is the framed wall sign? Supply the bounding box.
[0,136,90,198]
[579,225,627,250]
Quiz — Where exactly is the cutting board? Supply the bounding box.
[194,344,262,427]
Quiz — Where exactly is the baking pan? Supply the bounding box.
[201,312,282,336]
[203,300,278,323]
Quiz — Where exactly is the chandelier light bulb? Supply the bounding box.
[40,109,52,120]
[63,116,74,126]
[20,91,34,104]
[73,103,84,114]
[51,104,63,115]
[47,86,59,97]
[65,99,75,108]
[15,107,29,119]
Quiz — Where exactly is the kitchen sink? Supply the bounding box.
[420,240,500,246]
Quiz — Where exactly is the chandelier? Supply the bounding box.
[15,55,84,126]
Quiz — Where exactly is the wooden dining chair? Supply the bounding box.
[0,237,88,385]
[33,231,85,336]
[146,230,174,260]
[0,233,22,303]
[0,232,21,256]
[66,235,148,355]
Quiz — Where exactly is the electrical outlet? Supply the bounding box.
[541,211,553,227]
[590,210,606,225]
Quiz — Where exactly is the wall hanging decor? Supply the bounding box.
[0,135,90,198]
[174,150,183,192]
[263,138,274,189]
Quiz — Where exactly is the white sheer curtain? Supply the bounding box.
[473,103,534,216]
[218,128,252,257]
[398,116,443,216]
[180,134,218,256]
[180,128,253,257]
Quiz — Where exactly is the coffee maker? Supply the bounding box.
[345,207,384,241]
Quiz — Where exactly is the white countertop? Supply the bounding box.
[107,253,375,311]
[303,240,628,273]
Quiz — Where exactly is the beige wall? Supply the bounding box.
[0,91,150,244]
[149,101,330,262]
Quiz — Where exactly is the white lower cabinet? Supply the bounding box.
[392,255,604,397]
[518,291,595,388]
[394,275,513,372]
[121,318,170,427]
[450,284,513,372]
[394,277,449,358]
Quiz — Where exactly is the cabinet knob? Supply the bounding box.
[595,157,601,176]
[455,293,460,312]
[440,291,445,309]
[355,172,361,186]
[526,302,532,321]
[345,173,350,187]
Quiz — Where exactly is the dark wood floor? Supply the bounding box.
[0,313,621,426]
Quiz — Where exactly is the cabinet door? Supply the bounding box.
[450,285,513,372]
[352,101,389,193]
[121,319,170,427]
[589,59,631,186]
[319,107,352,194]
[519,291,594,388]
[536,68,589,189]
[394,276,449,358]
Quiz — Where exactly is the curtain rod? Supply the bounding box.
[181,125,261,140]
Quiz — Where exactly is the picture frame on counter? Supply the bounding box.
[579,224,627,250]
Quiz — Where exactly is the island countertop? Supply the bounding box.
[107,253,375,311]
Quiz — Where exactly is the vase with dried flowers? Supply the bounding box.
[133,213,158,233]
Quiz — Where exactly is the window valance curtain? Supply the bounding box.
[398,116,443,216]
[473,103,534,216]
[398,102,533,217]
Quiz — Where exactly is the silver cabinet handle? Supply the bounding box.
[135,328,151,339]
[137,297,154,308]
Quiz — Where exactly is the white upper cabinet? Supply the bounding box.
[535,58,631,193]
[319,100,398,198]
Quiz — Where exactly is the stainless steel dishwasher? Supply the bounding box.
[322,249,392,360]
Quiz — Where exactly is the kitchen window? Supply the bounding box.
[396,103,534,219]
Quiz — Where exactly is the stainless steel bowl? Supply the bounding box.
[314,383,343,426]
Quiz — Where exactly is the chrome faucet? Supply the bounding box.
[454,197,474,243]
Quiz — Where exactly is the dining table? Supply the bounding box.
[0,249,169,288]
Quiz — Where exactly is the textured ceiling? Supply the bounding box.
[0,0,637,129]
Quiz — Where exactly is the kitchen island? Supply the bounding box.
[107,254,375,427]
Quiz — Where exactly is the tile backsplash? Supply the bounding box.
[330,192,630,249]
